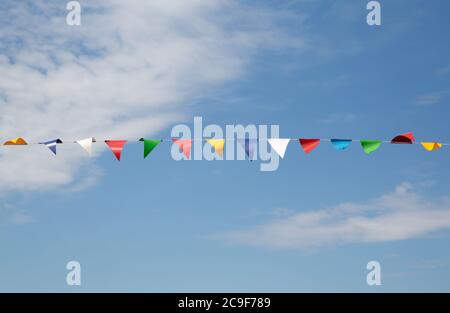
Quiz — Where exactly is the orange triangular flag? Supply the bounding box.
[4,138,28,145]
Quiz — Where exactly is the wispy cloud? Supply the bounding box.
[1,203,34,225]
[318,112,357,124]
[415,90,449,106]
[0,0,301,192]
[223,183,450,249]
[11,211,34,225]
[437,65,450,75]
[408,259,450,270]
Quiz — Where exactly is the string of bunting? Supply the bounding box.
[1,132,448,161]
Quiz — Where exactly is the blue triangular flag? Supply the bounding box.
[40,139,63,155]
[331,139,352,150]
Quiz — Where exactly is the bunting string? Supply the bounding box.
[1,132,449,162]
[4,139,450,145]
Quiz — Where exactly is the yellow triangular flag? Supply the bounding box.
[207,139,225,156]
[421,142,442,151]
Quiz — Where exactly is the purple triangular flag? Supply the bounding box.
[238,138,257,160]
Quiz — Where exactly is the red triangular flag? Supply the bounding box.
[172,139,192,159]
[391,132,415,144]
[105,140,127,161]
[299,139,321,154]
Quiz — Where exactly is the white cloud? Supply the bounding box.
[224,183,450,249]
[0,0,300,192]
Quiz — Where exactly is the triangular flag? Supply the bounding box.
[268,138,290,158]
[299,139,320,154]
[331,139,352,150]
[207,139,225,156]
[105,140,127,161]
[39,139,63,155]
[238,138,257,160]
[391,132,415,144]
[360,140,382,155]
[172,139,192,159]
[421,142,443,151]
[76,137,96,155]
[4,137,28,145]
[139,138,161,158]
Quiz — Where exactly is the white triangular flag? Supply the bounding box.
[76,137,96,155]
[268,138,290,158]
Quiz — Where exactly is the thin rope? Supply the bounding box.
[3,138,449,146]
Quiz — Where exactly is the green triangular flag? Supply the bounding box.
[139,138,161,158]
[360,140,382,155]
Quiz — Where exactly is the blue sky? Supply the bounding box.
[1,0,450,292]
